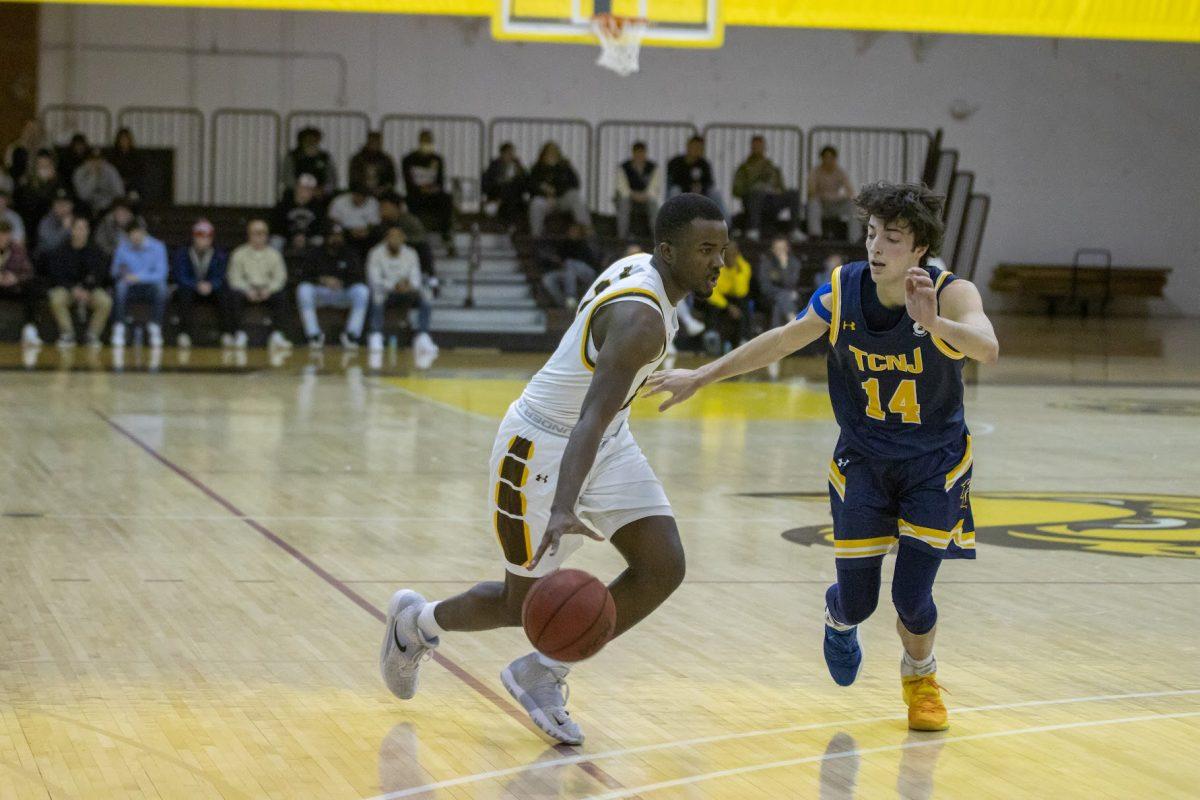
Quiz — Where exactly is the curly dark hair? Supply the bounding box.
[854,181,945,260]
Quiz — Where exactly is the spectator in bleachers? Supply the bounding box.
[805,145,862,242]
[15,150,63,238]
[528,141,591,237]
[366,224,436,360]
[0,190,27,246]
[44,216,111,348]
[59,134,91,186]
[482,142,528,231]
[733,135,803,242]
[614,141,662,241]
[281,127,337,200]
[349,131,397,198]
[0,218,40,346]
[270,173,327,256]
[327,183,381,261]
[667,136,728,218]
[108,128,145,204]
[702,239,753,352]
[295,225,370,349]
[536,223,598,309]
[34,189,75,259]
[73,147,125,218]
[4,120,50,184]
[172,218,231,349]
[401,130,455,255]
[756,235,804,331]
[94,198,144,259]
[109,218,168,348]
[377,190,436,282]
[226,218,291,350]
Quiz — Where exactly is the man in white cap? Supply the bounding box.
[171,218,232,348]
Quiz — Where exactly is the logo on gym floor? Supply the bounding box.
[742,492,1200,559]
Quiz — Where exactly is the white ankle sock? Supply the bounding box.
[537,653,568,671]
[416,601,445,642]
[825,607,856,632]
[902,651,936,677]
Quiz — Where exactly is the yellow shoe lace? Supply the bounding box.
[909,675,948,713]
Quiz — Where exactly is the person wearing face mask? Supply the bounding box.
[401,130,455,256]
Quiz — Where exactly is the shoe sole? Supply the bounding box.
[908,717,950,732]
[500,667,584,746]
[380,589,425,700]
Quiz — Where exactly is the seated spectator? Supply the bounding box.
[806,145,862,242]
[536,223,598,309]
[109,219,168,348]
[226,219,291,350]
[15,150,64,238]
[0,218,39,345]
[295,225,369,349]
[94,198,144,258]
[402,130,455,254]
[376,191,436,283]
[702,239,753,352]
[482,142,528,231]
[0,190,27,246]
[667,135,729,219]
[366,225,436,360]
[327,184,380,261]
[732,135,803,242]
[73,147,125,218]
[172,219,231,349]
[280,127,337,200]
[756,235,804,331]
[349,131,397,197]
[528,141,591,237]
[59,134,91,184]
[35,189,75,259]
[43,216,111,347]
[270,173,327,255]
[4,119,50,184]
[108,128,146,203]
[615,141,662,241]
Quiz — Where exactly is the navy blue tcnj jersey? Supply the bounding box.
[813,261,968,460]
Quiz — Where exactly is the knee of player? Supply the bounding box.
[892,585,938,634]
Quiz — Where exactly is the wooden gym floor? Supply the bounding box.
[1,314,1198,799]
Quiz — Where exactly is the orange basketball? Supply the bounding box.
[522,568,616,662]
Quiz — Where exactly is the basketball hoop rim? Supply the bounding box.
[591,12,649,37]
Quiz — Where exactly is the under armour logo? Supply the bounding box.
[842,321,856,331]
[836,458,851,469]
[912,322,928,337]
[535,474,549,483]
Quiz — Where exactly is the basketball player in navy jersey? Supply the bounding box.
[647,182,998,730]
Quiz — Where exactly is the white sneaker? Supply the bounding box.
[176,332,192,349]
[21,324,42,346]
[681,316,706,337]
[147,322,164,348]
[110,322,126,348]
[501,653,584,745]
[767,360,781,380]
[413,332,439,370]
[234,330,249,349]
[57,333,76,348]
[339,331,358,350]
[367,332,384,352]
[220,333,235,348]
[268,330,291,350]
[380,590,438,700]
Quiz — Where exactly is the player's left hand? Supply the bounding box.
[643,369,702,412]
[905,267,938,329]
[526,510,603,571]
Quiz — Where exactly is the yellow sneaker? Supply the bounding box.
[902,673,949,731]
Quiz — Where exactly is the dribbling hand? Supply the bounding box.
[643,369,701,412]
[525,509,603,571]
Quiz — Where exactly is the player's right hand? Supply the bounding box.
[526,510,603,571]
[643,369,701,412]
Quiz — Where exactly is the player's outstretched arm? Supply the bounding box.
[525,302,666,570]
[644,295,831,412]
[905,268,999,364]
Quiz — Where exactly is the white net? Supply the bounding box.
[591,14,648,77]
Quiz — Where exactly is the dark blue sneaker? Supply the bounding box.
[823,624,864,686]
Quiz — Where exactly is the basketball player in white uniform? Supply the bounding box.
[380,194,728,745]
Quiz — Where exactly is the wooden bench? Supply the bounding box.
[990,259,1170,317]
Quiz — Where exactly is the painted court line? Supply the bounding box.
[362,688,1200,799]
[580,710,1200,800]
[93,408,629,795]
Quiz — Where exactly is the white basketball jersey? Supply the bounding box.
[520,253,679,435]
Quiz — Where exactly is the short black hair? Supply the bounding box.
[855,182,945,258]
[654,193,725,245]
[499,141,515,153]
[632,141,647,152]
[820,145,838,158]
[124,219,145,234]
[688,135,704,145]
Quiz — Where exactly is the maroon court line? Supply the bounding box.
[93,408,629,795]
